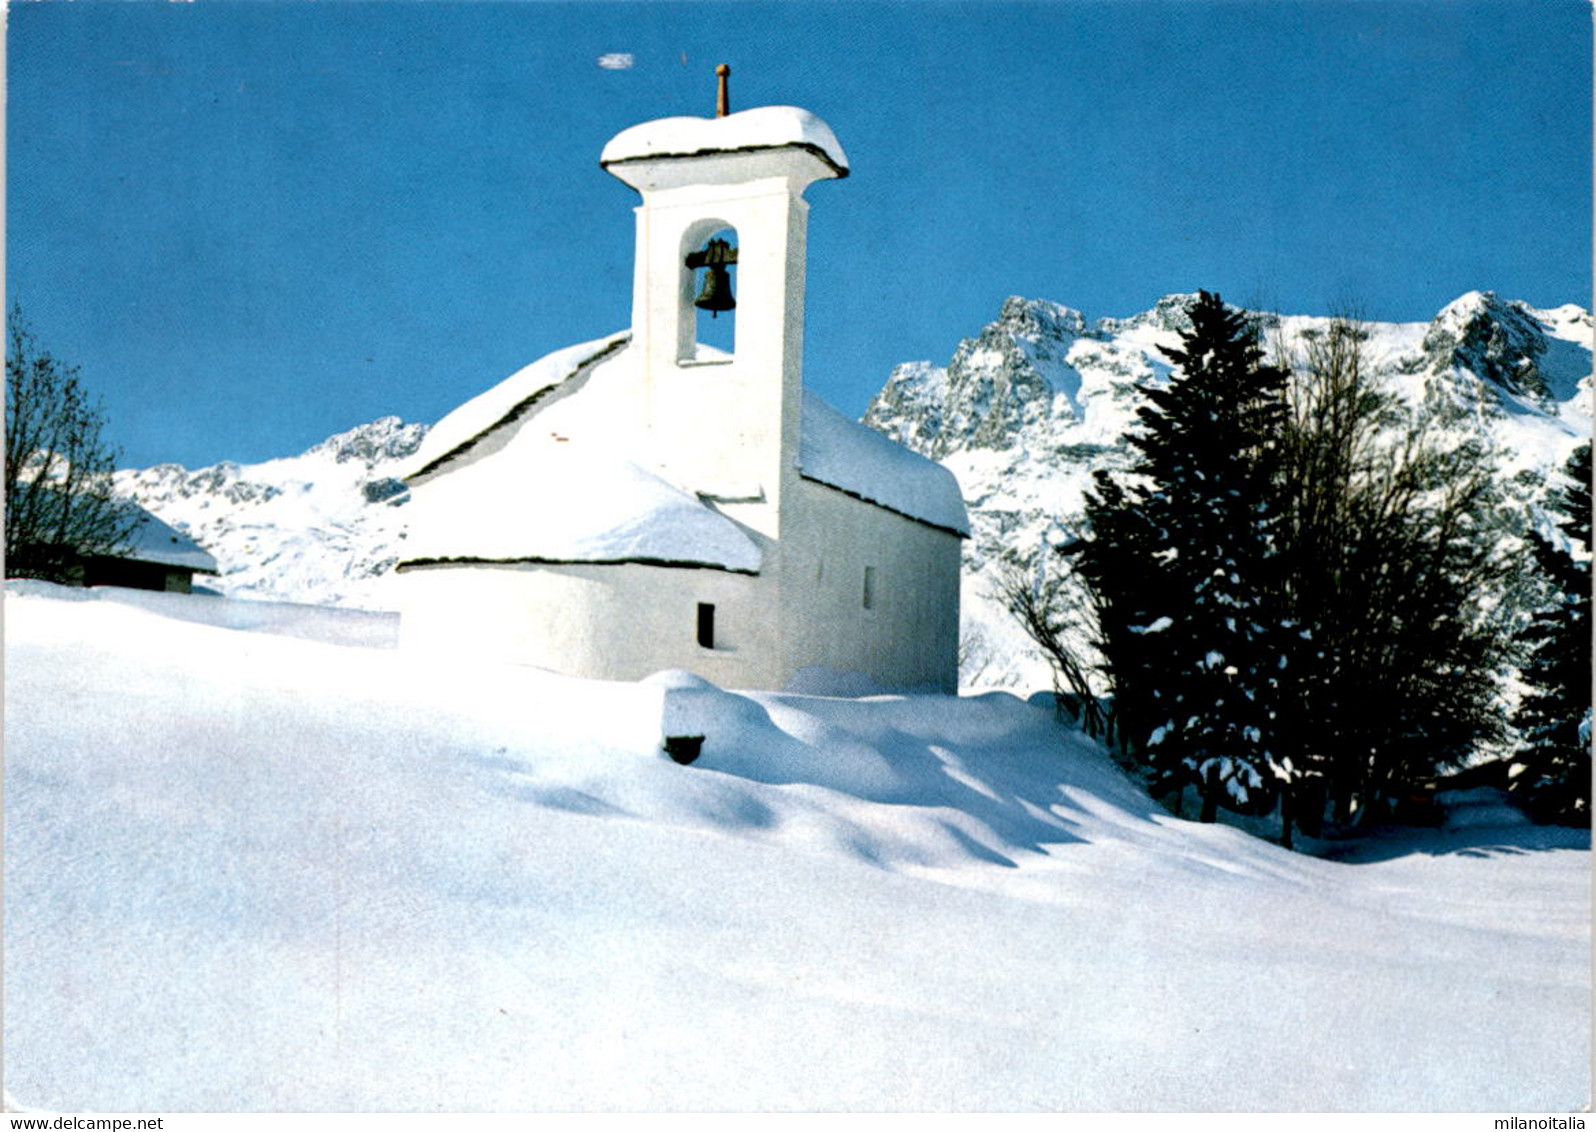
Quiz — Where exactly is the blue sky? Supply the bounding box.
[8,0,1591,469]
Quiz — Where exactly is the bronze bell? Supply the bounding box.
[687,237,738,317]
[694,264,735,317]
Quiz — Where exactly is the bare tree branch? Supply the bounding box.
[5,304,137,581]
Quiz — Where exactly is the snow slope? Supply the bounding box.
[4,585,1587,1111]
[113,416,428,610]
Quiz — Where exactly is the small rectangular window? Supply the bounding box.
[697,602,716,649]
[862,567,877,611]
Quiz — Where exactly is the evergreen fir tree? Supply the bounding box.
[1075,301,1523,845]
[1081,292,1292,829]
[1512,442,1592,825]
[1077,470,1164,756]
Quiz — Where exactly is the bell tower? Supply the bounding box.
[600,68,849,535]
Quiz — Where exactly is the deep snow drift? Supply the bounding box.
[4,585,1588,1111]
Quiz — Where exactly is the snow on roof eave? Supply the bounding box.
[95,547,219,573]
[147,553,219,574]
[601,141,849,181]
[115,538,220,573]
[394,554,759,577]
[399,443,765,574]
[797,472,969,539]
[404,333,631,484]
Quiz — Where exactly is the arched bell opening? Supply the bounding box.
[680,224,738,363]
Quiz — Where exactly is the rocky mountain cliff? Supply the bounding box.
[111,291,1591,689]
[866,291,1592,689]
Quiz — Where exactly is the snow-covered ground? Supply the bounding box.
[4,584,1588,1112]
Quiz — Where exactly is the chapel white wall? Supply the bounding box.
[395,558,785,690]
[777,479,963,694]
[394,481,961,694]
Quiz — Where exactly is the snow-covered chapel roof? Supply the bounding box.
[400,440,764,574]
[404,333,631,483]
[600,106,850,179]
[399,336,967,570]
[798,393,968,536]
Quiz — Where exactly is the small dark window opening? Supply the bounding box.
[863,567,877,610]
[697,602,716,649]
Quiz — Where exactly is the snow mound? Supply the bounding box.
[6,581,400,648]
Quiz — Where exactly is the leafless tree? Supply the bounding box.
[5,304,136,581]
[996,553,1110,740]
[1274,312,1519,824]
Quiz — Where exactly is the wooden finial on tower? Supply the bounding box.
[715,63,731,117]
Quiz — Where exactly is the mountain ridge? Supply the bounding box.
[113,292,1592,689]
[114,416,428,609]
[866,289,1590,689]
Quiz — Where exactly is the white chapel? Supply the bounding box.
[393,73,967,693]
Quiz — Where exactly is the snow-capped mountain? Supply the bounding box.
[865,291,1592,690]
[114,291,1591,689]
[114,416,428,609]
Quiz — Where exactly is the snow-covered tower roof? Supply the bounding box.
[600,104,850,185]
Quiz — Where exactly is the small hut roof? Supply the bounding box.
[115,506,219,573]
